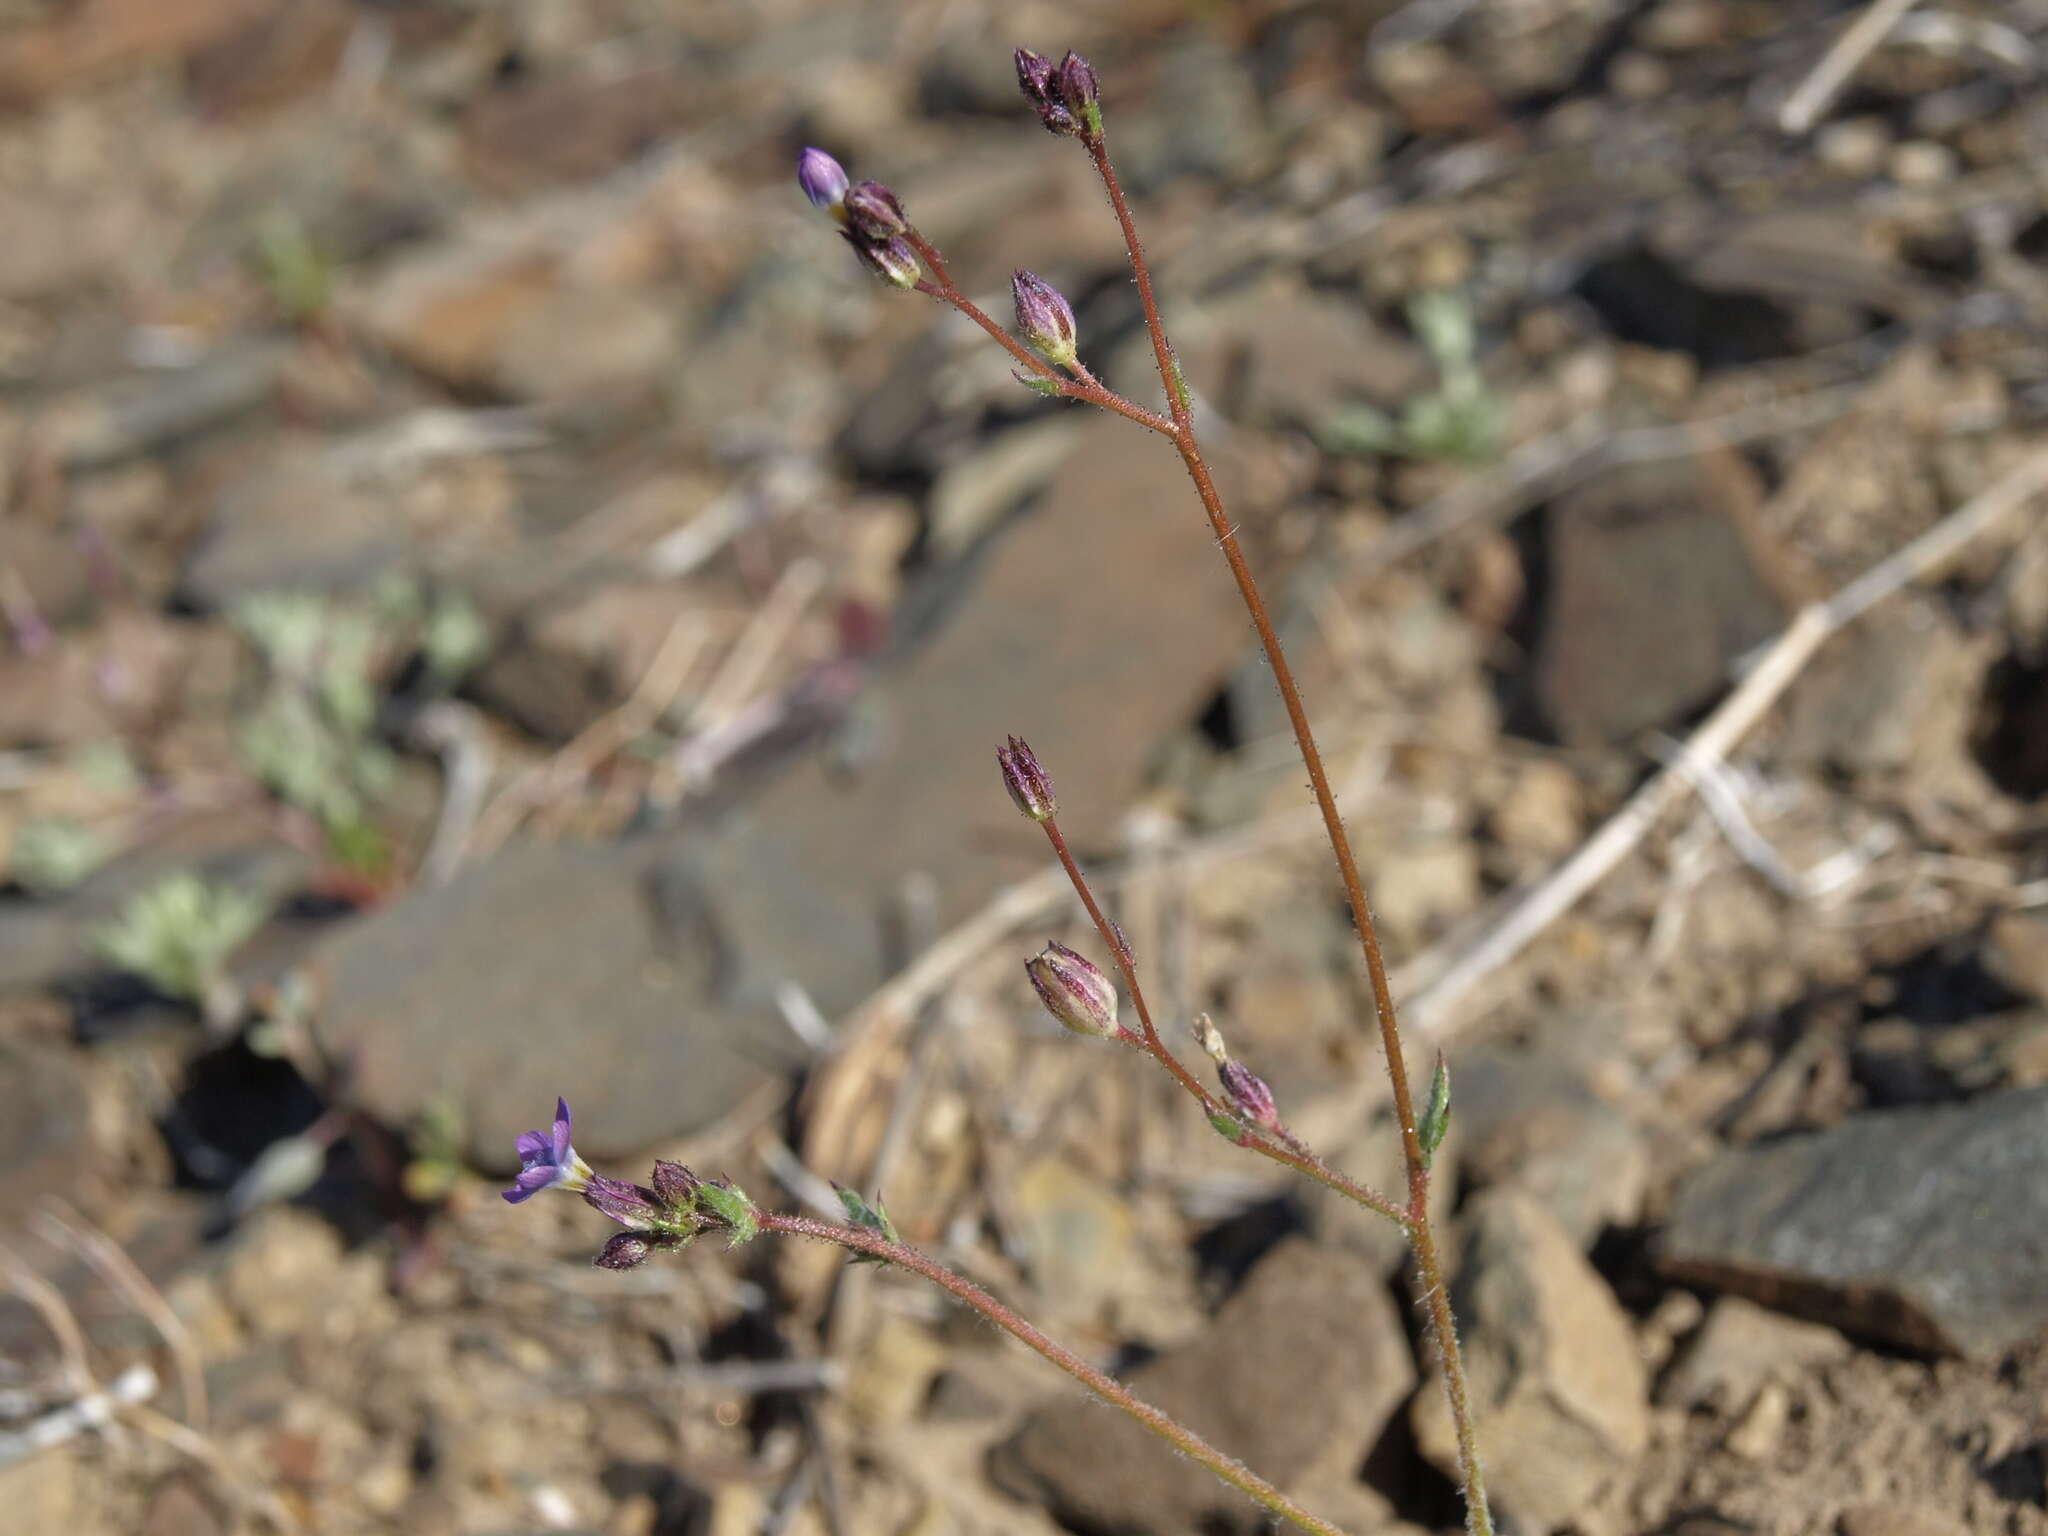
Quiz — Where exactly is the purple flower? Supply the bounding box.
[1015,47,1078,136]
[843,180,908,241]
[582,1174,660,1227]
[797,147,850,211]
[1025,940,1122,1040]
[997,734,1057,821]
[503,1097,595,1204]
[844,231,922,289]
[1221,1058,1281,1133]
[1011,272,1079,368]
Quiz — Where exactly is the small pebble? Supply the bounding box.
[1889,140,1958,188]
[1816,118,1891,178]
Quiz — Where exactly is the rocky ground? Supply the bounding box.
[1,1,2047,1533]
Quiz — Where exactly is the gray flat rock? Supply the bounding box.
[1413,1190,1648,1532]
[1658,1086,2048,1359]
[1534,453,1784,745]
[308,839,807,1171]
[991,1237,1414,1535]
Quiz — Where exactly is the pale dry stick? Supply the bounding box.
[684,556,827,738]
[466,612,709,857]
[1646,738,1874,903]
[1401,443,2048,1035]
[407,699,491,885]
[37,1201,208,1431]
[0,1364,156,1469]
[1779,0,1924,134]
[1361,377,1874,571]
[0,1248,93,1396]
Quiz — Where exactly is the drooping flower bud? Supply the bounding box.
[843,180,909,241]
[595,1232,653,1270]
[797,147,850,211]
[1015,47,1078,136]
[1056,50,1100,135]
[997,735,1057,821]
[844,231,922,290]
[1012,271,1079,369]
[1026,940,1120,1039]
[1220,1058,1281,1133]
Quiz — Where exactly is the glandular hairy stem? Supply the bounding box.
[1083,127,1495,1536]
[758,1211,1354,1536]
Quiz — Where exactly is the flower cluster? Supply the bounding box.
[502,1099,758,1267]
[1013,48,1099,140]
[796,147,921,290]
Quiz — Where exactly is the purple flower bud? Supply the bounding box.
[997,734,1057,821]
[503,1098,594,1203]
[1056,51,1099,126]
[1015,46,1078,136]
[1220,1058,1281,1133]
[843,231,922,290]
[582,1173,660,1228]
[1026,940,1120,1040]
[652,1160,701,1211]
[843,180,908,241]
[1012,271,1079,368]
[797,147,850,211]
[595,1232,653,1270]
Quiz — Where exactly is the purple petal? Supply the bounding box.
[502,1164,560,1204]
[797,147,849,210]
[551,1098,573,1162]
[514,1129,550,1163]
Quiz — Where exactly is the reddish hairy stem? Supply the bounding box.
[758,1210,1354,1536]
[902,230,1172,434]
[1083,135,1493,1534]
[1039,818,1407,1229]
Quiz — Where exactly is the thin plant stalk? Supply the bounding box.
[1079,132,1494,1536]
[758,1210,1353,1536]
[1038,815,1409,1228]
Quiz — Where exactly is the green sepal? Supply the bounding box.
[1207,1111,1249,1144]
[1018,374,1062,397]
[1418,1053,1451,1169]
[698,1180,759,1246]
[835,1184,899,1265]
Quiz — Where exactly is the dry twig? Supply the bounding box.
[1399,444,2048,1035]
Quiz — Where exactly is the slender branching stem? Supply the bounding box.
[758,1210,1354,1536]
[1083,132,1494,1536]
[1038,816,1408,1228]
[902,230,1173,434]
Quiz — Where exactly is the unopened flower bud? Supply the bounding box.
[652,1159,700,1212]
[797,147,850,211]
[1056,50,1100,130]
[594,1232,652,1270]
[583,1173,659,1228]
[997,734,1057,821]
[845,231,921,290]
[1015,47,1078,136]
[843,180,908,241]
[1026,940,1120,1039]
[1191,1011,1228,1064]
[1220,1058,1280,1133]
[1012,271,1079,368]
